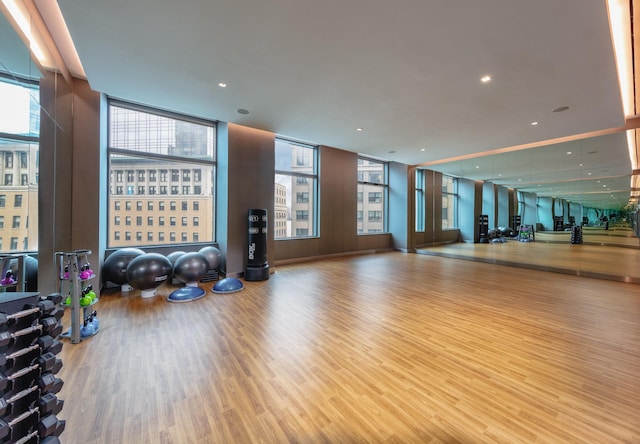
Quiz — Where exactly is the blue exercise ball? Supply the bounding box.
[173,252,208,284]
[126,253,172,296]
[103,248,145,285]
[198,246,222,270]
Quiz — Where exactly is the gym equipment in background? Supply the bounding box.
[245,209,269,281]
[102,248,145,290]
[212,277,244,294]
[167,286,207,303]
[1,292,66,442]
[478,215,489,243]
[518,224,535,242]
[512,215,521,236]
[166,251,186,284]
[173,252,208,287]
[125,253,173,298]
[570,225,583,244]
[198,246,221,282]
[57,250,100,344]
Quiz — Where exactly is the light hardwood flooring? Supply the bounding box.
[57,252,640,443]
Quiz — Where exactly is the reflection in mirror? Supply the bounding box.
[426,131,638,247]
[0,11,42,255]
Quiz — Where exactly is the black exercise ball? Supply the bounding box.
[103,248,145,285]
[126,253,172,296]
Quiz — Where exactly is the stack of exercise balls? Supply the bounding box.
[103,246,223,301]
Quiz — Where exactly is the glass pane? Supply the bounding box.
[275,139,315,174]
[108,154,214,247]
[0,81,39,138]
[0,140,38,253]
[274,173,316,238]
[109,105,215,160]
[358,183,386,234]
[358,158,385,184]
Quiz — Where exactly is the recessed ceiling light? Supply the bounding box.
[356,127,363,132]
[218,82,227,88]
[475,165,480,169]
[588,172,592,175]
[531,121,539,126]
[420,148,425,152]
[553,106,570,113]
[566,151,572,155]
[237,108,250,115]
[481,75,491,83]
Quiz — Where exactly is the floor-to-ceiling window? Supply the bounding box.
[107,100,216,247]
[358,157,388,234]
[274,138,318,239]
[0,74,39,253]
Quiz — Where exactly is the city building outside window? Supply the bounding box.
[274,138,318,239]
[0,75,39,252]
[357,157,388,234]
[108,100,216,247]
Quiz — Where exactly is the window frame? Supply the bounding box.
[107,99,216,248]
[357,156,389,234]
[274,137,319,240]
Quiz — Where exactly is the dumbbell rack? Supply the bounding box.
[0,291,66,443]
[56,250,100,345]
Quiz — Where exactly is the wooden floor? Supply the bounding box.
[57,252,640,443]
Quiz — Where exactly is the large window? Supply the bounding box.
[442,175,458,229]
[108,100,216,247]
[274,138,318,239]
[0,75,39,253]
[357,157,388,234]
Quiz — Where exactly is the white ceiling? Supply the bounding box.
[4,0,634,209]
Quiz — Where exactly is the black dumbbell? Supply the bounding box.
[38,393,62,415]
[39,414,65,438]
[0,397,6,416]
[40,318,63,337]
[39,373,63,394]
[45,293,64,305]
[38,336,63,355]
[0,330,11,347]
[37,300,55,316]
[0,419,8,440]
[41,436,61,444]
[51,358,63,374]
[49,307,64,321]
[38,352,57,372]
